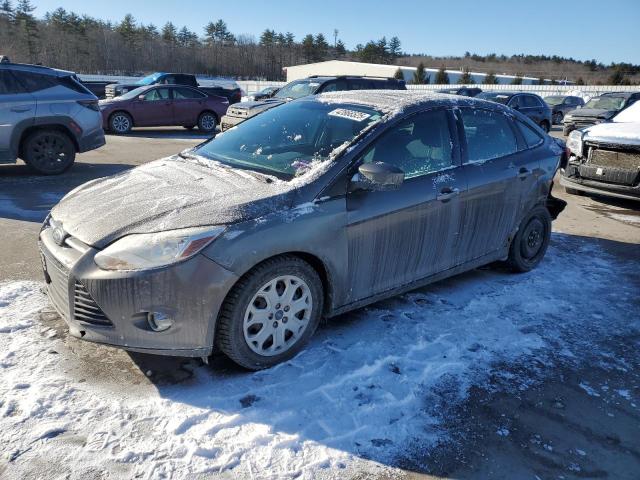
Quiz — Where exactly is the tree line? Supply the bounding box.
[1,1,637,84]
[0,1,402,80]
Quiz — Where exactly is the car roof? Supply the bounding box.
[0,61,74,77]
[311,90,502,115]
[600,92,636,98]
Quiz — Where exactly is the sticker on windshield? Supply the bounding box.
[328,108,371,122]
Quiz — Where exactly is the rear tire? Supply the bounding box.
[216,256,323,370]
[109,111,133,134]
[22,129,76,175]
[197,111,217,133]
[506,206,552,273]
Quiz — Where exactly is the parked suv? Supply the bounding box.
[0,56,105,174]
[562,92,640,136]
[220,75,406,131]
[543,95,585,125]
[477,92,552,132]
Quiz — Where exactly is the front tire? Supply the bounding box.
[552,112,563,125]
[216,256,323,370]
[109,111,133,134]
[197,111,217,133]
[539,120,550,133]
[506,206,552,273]
[22,129,76,175]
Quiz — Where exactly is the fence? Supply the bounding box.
[77,74,640,98]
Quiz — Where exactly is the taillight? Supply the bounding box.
[77,99,99,111]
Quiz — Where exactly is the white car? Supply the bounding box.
[561,101,640,201]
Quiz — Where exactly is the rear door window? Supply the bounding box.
[13,71,58,92]
[460,108,518,162]
[143,88,171,101]
[0,70,27,94]
[523,95,542,108]
[361,109,453,178]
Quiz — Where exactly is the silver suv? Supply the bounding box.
[0,56,105,174]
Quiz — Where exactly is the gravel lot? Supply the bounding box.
[1,126,638,479]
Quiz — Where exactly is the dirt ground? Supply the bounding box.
[1,126,638,479]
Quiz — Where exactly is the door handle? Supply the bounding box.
[518,167,531,180]
[10,106,31,112]
[437,187,460,202]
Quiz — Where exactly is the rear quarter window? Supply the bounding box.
[517,120,544,149]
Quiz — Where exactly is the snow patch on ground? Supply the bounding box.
[0,235,638,479]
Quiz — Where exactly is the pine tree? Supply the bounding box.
[161,21,177,44]
[259,29,275,46]
[15,0,38,62]
[116,14,137,47]
[335,39,346,57]
[435,65,449,84]
[412,62,427,84]
[0,0,14,20]
[483,72,498,84]
[458,67,473,84]
[314,33,329,61]
[394,68,404,80]
[388,36,401,59]
[302,34,314,62]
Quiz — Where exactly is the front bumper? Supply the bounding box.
[220,114,247,131]
[560,168,640,202]
[39,226,239,356]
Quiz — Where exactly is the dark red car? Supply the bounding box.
[99,85,229,134]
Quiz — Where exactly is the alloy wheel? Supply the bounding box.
[111,114,131,133]
[243,275,312,356]
[199,113,216,131]
[27,133,72,173]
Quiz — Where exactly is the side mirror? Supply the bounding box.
[350,162,404,192]
[138,95,145,101]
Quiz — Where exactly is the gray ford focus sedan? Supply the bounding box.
[40,91,566,370]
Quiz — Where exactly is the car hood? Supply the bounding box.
[583,122,640,146]
[230,99,286,112]
[51,156,295,248]
[567,108,616,119]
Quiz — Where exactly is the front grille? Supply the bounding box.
[579,148,640,186]
[590,149,640,170]
[43,249,71,319]
[73,281,112,326]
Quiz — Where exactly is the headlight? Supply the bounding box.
[94,226,225,271]
[566,130,583,157]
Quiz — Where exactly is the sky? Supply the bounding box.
[29,0,640,65]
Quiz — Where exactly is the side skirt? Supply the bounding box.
[328,249,508,318]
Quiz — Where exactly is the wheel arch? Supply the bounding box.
[18,124,79,159]
[199,109,220,123]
